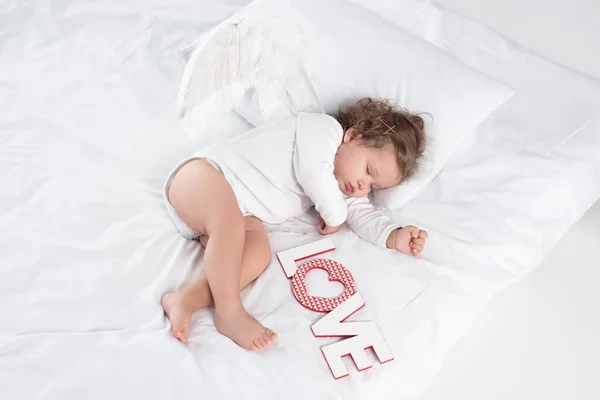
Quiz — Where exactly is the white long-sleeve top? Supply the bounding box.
[194,112,401,248]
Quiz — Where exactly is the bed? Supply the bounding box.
[2,0,600,399]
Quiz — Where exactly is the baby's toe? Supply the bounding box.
[265,329,277,343]
[181,328,189,343]
[260,337,270,349]
[261,332,274,345]
[172,326,181,339]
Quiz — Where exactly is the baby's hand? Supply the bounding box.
[317,218,342,235]
[390,226,428,258]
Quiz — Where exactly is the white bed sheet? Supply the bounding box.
[1,1,600,400]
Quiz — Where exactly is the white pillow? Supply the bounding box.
[179,0,514,208]
[358,0,600,269]
[242,0,515,209]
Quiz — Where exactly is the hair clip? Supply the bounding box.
[380,118,397,136]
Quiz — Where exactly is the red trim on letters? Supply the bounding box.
[278,241,392,380]
[323,345,394,379]
[311,303,366,338]
[321,347,349,380]
[294,247,336,263]
[276,253,286,277]
[276,247,336,279]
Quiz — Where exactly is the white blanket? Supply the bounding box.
[2,1,599,399]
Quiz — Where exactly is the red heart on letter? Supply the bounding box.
[291,258,356,313]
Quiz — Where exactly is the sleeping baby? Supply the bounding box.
[162,97,429,350]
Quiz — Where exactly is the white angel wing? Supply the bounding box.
[177,13,323,137]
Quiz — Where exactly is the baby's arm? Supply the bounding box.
[296,162,347,227]
[343,197,428,257]
[344,196,399,248]
[294,114,348,228]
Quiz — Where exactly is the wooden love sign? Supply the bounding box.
[276,238,394,379]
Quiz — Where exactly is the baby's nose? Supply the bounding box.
[358,180,371,192]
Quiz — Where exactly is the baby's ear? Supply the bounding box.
[343,127,361,143]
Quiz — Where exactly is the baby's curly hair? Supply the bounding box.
[332,97,427,182]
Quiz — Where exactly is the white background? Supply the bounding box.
[422,0,600,399]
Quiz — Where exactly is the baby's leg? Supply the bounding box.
[163,160,277,350]
[162,216,271,341]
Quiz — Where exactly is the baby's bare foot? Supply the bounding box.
[162,291,193,343]
[215,306,278,351]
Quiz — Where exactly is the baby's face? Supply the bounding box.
[333,128,402,198]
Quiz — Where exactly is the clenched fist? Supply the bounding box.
[317,218,342,235]
[386,225,428,258]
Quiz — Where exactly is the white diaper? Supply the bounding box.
[163,155,221,240]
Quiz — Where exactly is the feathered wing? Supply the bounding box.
[177,13,323,137]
